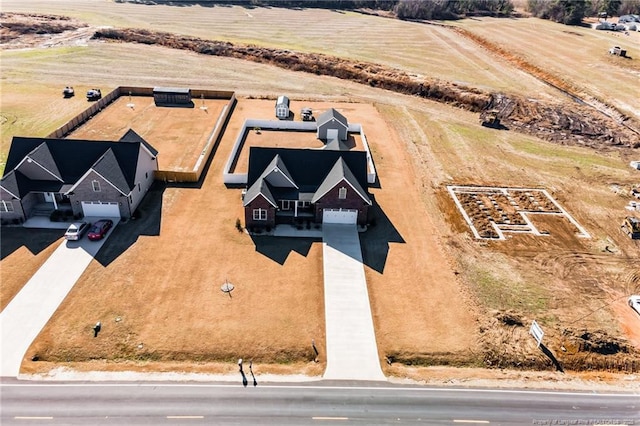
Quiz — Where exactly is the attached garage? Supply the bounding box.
[323,208,357,225]
[81,201,120,218]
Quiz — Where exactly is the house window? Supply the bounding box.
[281,200,291,210]
[339,187,347,199]
[298,201,310,208]
[145,172,148,179]
[0,201,14,212]
[138,183,141,192]
[92,180,101,192]
[253,208,267,221]
[129,195,132,203]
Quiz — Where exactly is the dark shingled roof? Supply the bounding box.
[119,129,159,156]
[245,147,369,206]
[316,108,348,128]
[2,136,154,198]
[312,157,371,205]
[27,143,62,180]
[247,147,367,192]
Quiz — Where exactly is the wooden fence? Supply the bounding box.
[46,87,237,184]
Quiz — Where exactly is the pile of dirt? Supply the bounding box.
[91,26,639,149]
[2,11,636,149]
[0,12,87,44]
[478,310,640,373]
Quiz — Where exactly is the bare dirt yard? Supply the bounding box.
[226,99,367,174]
[2,3,640,387]
[68,95,227,171]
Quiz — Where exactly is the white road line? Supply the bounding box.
[1,383,637,397]
[453,420,490,424]
[14,417,54,420]
[312,417,349,421]
[166,415,204,419]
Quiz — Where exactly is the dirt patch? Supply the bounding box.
[0,12,91,49]
[228,99,366,174]
[68,95,227,171]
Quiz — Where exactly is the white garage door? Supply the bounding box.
[81,201,120,218]
[323,208,357,225]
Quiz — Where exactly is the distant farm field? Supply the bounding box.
[2,1,639,379]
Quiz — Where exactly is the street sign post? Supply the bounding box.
[530,320,544,347]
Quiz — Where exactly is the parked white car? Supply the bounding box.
[629,295,640,317]
[65,221,90,241]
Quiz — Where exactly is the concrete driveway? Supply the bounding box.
[0,218,118,377]
[322,224,385,381]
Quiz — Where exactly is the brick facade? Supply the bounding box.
[313,181,370,225]
[244,194,276,230]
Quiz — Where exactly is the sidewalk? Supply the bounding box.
[321,224,385,381]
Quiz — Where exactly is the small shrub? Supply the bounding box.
[235,218,243,232]
[12,218,20,225]
[265,225,271,233]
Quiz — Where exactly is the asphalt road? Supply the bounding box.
[1,380,638,425]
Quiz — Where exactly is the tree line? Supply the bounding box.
[527,0,640,25]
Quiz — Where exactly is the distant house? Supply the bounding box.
[0,130,158,223]
[243,147,371,230]
[317,108,349,141]
[275,95,290,119]
[153,87,192,107]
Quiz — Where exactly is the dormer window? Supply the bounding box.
[339,187,347,199]
[92,180,101,192]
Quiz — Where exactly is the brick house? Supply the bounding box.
[0,129,158,223]
[243,147,371,230]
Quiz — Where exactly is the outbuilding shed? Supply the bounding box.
[317,108,349,141]
[153,87,193,107]
[275,95,290,119]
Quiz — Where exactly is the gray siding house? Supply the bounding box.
[317,108,349,141]
[0,129,158,223]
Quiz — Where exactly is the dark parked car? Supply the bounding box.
[64,221,90,241]
[87,219,113,241]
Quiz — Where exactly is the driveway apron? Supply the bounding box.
[0,219,117,377]
[322,224,385,381]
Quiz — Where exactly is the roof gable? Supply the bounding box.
[317,108,348,128]
[21,143,62,181]
[260,154,298,189]
[91,148,131,194]
[311,158,371,205]
[0,170,22,199]
[247,147,368,194]
[3,137,141,190]
[119,129,159,157]
[243,179,278,208]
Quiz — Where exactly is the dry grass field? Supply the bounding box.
[2,1,640,381]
